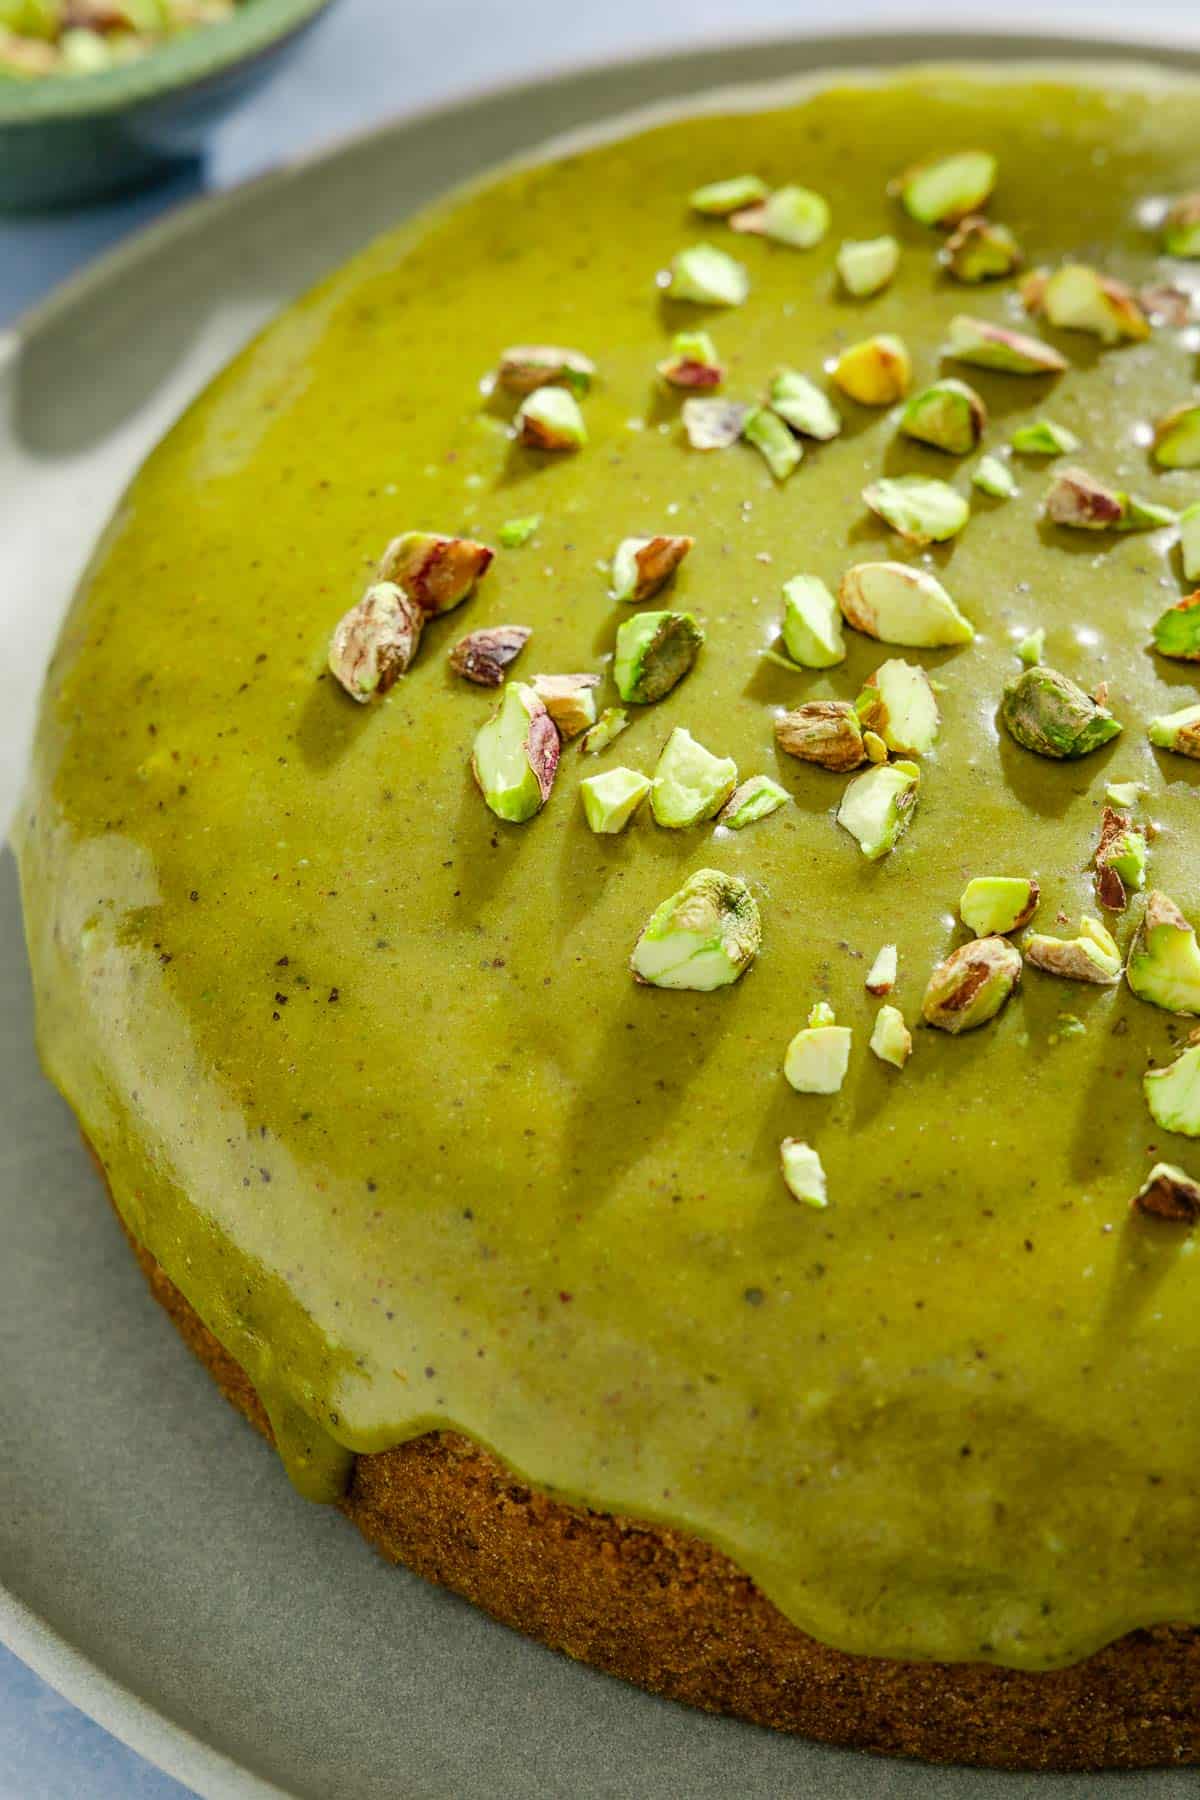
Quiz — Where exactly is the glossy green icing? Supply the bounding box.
[16,67,1200,1668]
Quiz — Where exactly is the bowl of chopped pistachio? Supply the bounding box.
[0,0,336,208]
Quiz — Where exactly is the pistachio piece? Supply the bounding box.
[1152,402,1200,470]
[531,672,600,740]
[681,397,751,450]
[899,378,986,455]
[894,151,997,228]
[767,370,842,441]
[960,876,1040,937]
[865,944,898,995]
[471,681,560,823]
[515,385,587,451]
[1001,666,1122,760]
[1154,593,1200,661]
[836,235,900,297]
[1131,1162,1200,1223]
[579,706,630,756]
[377,531,494,617]
[973,454,1018,499]
[657,329,724,390]
[1183,502,1200,583]
[580,766,652,835]
[497,515,540,548]
[328,581,423,701]
[945,314,1067,375]
[863,730,888,763]
[1163,193,1200,259]
[1092,805,1147,911]
[784,1003,853,1094]
[1025,917,1122,984]
[862,475,970,545]
[1105,779,1143,808]
[743,405,803,481]
[496,345,594,396]
[1148,702,1200,760]
[1119,494,1177,532]
[839,561,974,648]
[832,334,912,406]
[837,760,920,860]
[780,1139,829,1208]
[1011,419,1080,456]
[689,174,769,216]
[922,936,1022,1032]
[665,244,750,307]
[775,701,866,772]
[631,867,761,990]
[1043,466,1124,530]
[742,184,831,248]
[611,534,694,603]
[781,573,846,669]
[870,1003,913,1068]
[1016,627,1045,666]
[1145,1043,1200,1138]
[613,610,703,705]
[720,774,789,829]
[941,215,1022,283]
[1126,892,1200,1015]
[856,658,940,755]
[1026,264,1150,344]
[650,727,738,828]
[448,624,531,687]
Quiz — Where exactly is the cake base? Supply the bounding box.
[117,1209,1199,1772]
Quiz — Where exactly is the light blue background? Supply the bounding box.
[2,0,1195,1792]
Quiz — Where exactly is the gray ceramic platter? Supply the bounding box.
[4,30,1200,1799]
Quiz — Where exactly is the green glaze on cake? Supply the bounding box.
[15,66,1200,1671]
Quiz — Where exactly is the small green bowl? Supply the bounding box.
[0,0,337,210]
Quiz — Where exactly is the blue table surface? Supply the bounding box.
[2,0,1194,1791]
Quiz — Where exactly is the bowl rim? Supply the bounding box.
[0,0,335,124]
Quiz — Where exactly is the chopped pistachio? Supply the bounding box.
[1126,892,1200,1015]
[784,1005,853,1094]
[689,174,769,216]
[809,1000,836,1027]
[328,582,423,701]
[657,330,724,390]
[1016,627,1046,666]
[631,867,761,990]
[862,476,970,546]
[377,531,494,617]
[743,405,803,480]
[731,185,830,249]
[870,1003,913,1068]
[836,235,900,297]
[448,624,531,687]
[941,215,1023,282]
[945,314,1067,375]
[665,244,750,307]
[1025,916,1122,984]
[1132,1162,1200,1223]
[1152,402,1200,470]
[650,726,737,827]
[837,760,920,860]
[865,944,898,995]
[1025,264,1150,344]
[497,515,540,548]
[531,672,599,740]
[1119,494,1177,532]
[856,659,940,755]
[1154,593,1200,661]
[1145,1043,1200,1138]
[923,936,1021,1032]
[863,730,888,763]
[1043,466,1124,530]
[1092,805,1147,911]
[613,610,704,705]
[515,385,587,452]
[720,774,789,829]
[775,700,866,772]
[611,534,694,603]
[471,681,560,823]
[1105,779,1142,808]
[1011,419,1080,456]
[781,574,846,669]
[681,397,750,450]
[960,875,1040,937]
[1001,666,1121,760]
[832,334,912,406]
[1183,502,1200,583]
[780,1138,829,1208]
[899,378,986,455]
[767,369,842,441]
[580,765,652,834]
[496,345,594,396]
[1148,702,1200,760]
[894,151,997,228]
[1163,193,1200,259]
[579,706,629,756]
[839,561,974,648]
[973,454,1018,499]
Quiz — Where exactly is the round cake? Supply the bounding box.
[16,60,1200,1771]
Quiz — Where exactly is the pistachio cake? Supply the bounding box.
[17,62,1200,1770]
